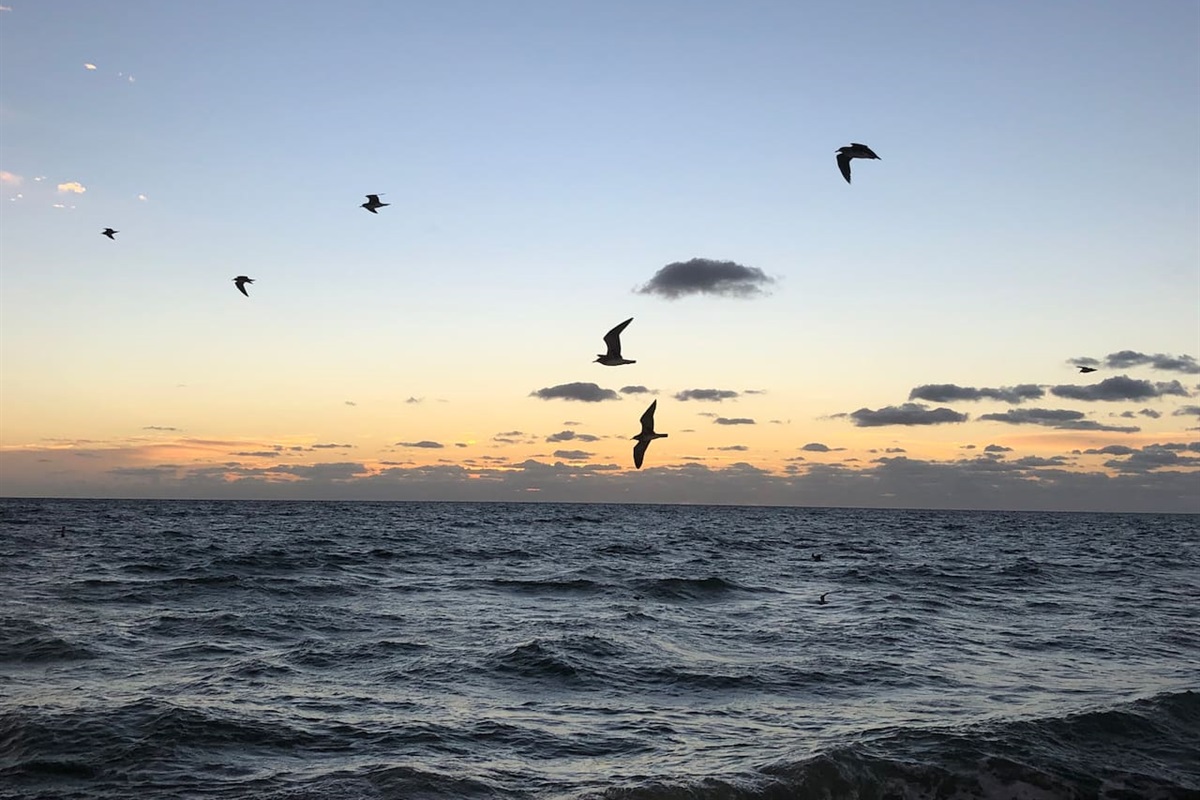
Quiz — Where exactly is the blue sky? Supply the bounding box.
[1,1,1198,510]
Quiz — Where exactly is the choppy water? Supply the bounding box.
[1,499,1197,799]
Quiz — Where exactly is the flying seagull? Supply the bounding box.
[1077,366,1098,374]
[595,317,636,366]
[836,143,880,184]
[632,400,668,469]
[361,194,389,214]
[233,276,254,296]
[101,228,118,239]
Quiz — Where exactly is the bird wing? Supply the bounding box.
[851,143,879,159]
[237,284,249,296]
[633,439,650,469]
[365,194,381,204]
[639,400,658,434]
[836,152,852,183]
[603,317,633,357]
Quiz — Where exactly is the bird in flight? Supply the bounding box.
[836,143,880,184]
[361,194,389,214]
[595,317,636,366]
[1077,366,1098,374]
[632,400,668,469]
[101,228,118,239]
[233,276,254,296]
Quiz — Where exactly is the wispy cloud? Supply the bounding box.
[840,403,968,427]
[531,382,620,402]
[636,258,776,299]
[57,181,86,194]
[395,440,444,449]
[714,417,755,425]
[1072,351,1200,374]
[0,170,21,186]
[1173,405,1200,417]
[546,430,600,443]
[1050,376,1189,402]
[620,385,655,395]
[142,426,180,432]
[909,383,1044,404]
[84,63,97,70]
[979,408,1139,433]
[553,449,592,461]
[674,388,739,402]
[137,193,148,201]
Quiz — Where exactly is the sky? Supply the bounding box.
[1,1,1198,511]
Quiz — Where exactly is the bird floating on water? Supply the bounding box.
[361,194,389,214]
[595,317,636,366]
[818,592,834,605]
[1077,366,1098,374]
[836,143,880,184]
[632,400,667,469]
[233,276,254,296]
[101,228,118,239]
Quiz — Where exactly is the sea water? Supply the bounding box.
[1,499,1197,799]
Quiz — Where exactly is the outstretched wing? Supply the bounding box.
[836,152,852,183]
[639,400,658,434]
[365,194,382,204]
[603,317,633,358]
[633,439,650,469]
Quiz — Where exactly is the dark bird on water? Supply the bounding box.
[836,143,880,184]
[595,317,636,366]
[1078,366,1098,373]
[812,553,823,562]
[632,400,668,469]
[101,228,118,239]
[361,194,389,214]
[818,592,833,605]
[233,276,254,296]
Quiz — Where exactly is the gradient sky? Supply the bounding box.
[1,1,1198,510]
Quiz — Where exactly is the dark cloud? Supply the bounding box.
[455,443,469,448]
[841,403,968,427]
[620,385,655,395]
[553,450,592,461]
[1081,445,1137,455]
[405,397,423,404]
[1013,456,1069,468]
[908,384,1044,404]
[230,451,279,458]
[142,426,180,432]
[1174,405,1200,417]
[635,258,776,299]
[674,389,739,402]
[984,444,1013,453]
[885,447,906,453]
[710,445,749,451]
[1103,444,1200,473]
[979,408,1139,433]
[344,401,357,407]
[801,442,832,452]
[1102,351,1200,374]
[1069,357,1101,369]
[1118,409,1163,419]
[395,441,444,449]
[743,389,767,395]
[546,430,600,443]
[311,443,353,450]
[961,444,977,450]
[714,417,755,425]
[1050,376,1190,402]
[531,382,620,402]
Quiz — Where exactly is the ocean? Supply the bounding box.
[1,499,1197,799]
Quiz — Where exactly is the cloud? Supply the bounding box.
[0,170,21,186]
[908,383,1044,404]
[344,401,357,407]
[553,450,592,461]
[142,426,180,432]
[635,258,776,299]
[620,385,655,395]
[841,403,968,427]
[1101,351,1200,374]
[394,440,444,449]
[57,181,86,194]
[1173,405,1200,417]
[1102,444,1200,474]
[979,408,1139,433]
[1081,445,1137,455]
[546,430,600,443]
[801,442,832,452]
[710,445,749,451]
[84,63,97,70]
[674,388,739,402]
[1050,376,1189,402]
[310,443,353,450]
[714,417,755,425]
[984,444,1013,453]
[405,397,423,404]
[531,382,620,402]
[137,193,147,201]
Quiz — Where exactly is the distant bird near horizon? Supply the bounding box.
[1078,366,1098,373]
[595,317,636,366]
[632,400,668,469]
[101,228,118,239]
[836,143,880,184]
[361,194,389,214]
[233,276,254,296]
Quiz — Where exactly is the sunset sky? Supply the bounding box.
[1,1,1197,511]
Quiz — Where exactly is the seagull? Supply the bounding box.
[818,592,834,605]
[836,143,880,184]
[632,400,668,469]
[361,194,389,214]
[101,228,118,239]
[1077,366,1098,373]
[233,276,254,296]
[595,317,636,366]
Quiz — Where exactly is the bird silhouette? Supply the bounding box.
[361,194,389,214]
[632,400,668,469]
[1078,366,1098,373]
[595,318,636,366]
[101,228,118,239]
[836,143,880,184]
[818,591,834,605]
[233,276,254,296]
